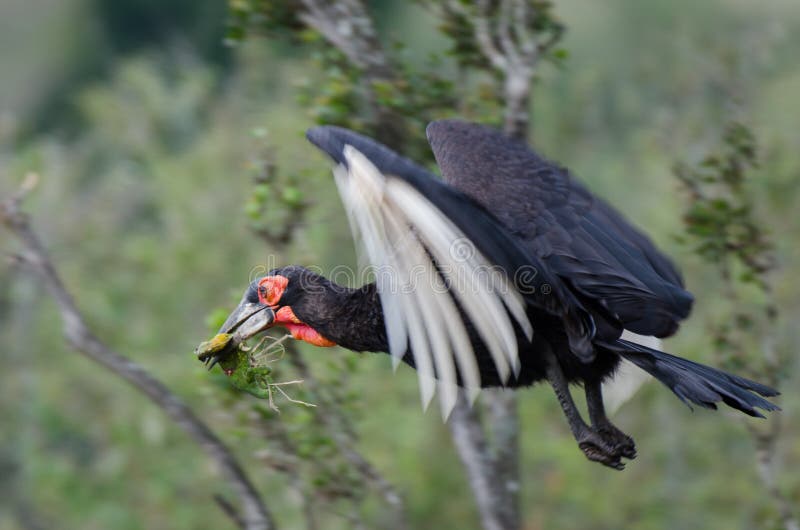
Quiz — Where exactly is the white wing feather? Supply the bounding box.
[602,330,658,415]
[334,145,532,419]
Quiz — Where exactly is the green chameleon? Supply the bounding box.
[196,333,273,399]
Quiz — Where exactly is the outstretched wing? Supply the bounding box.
[307,125,590,417]
[426,120,693,339]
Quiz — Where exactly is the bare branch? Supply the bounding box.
[484,390,520,525]
[536,24,564,56]
[1,179,275,530]
[512,0,536,57]
[497,0,521,67]
[448,394,511,530]
[468,0,544,140]
[297,0,405,148]
[214,494,247,530]
[298,0,393,78]
[502,69,533,141]
[474,0,509,72]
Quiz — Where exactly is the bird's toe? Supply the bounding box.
[578,439,625,470]
[576,430,628,470]
[597,424,637,460]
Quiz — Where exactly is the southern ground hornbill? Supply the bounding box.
[201,120,779,470]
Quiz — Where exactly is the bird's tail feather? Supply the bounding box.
[602,338,780,418]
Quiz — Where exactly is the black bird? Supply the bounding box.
[209,120,779,470]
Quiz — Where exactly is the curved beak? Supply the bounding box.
[219,301,275,339]
[197,301,275,371]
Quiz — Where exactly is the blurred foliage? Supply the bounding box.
[16,0,231,140]
[675,122,780,377]
[243,128,309,245]
[224,0,520,162]
[423,0,567,70]
[675,120,797,529]
[1,1,800,529]
[675,123,773,287]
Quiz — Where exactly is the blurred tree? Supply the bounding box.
[227,1,566,529]
[205,131,410,529]
[675,122,798,530]
[22,0,231,140]
[1,175,274,529]
[3,1,799,529]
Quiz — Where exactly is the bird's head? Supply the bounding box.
[220,265,339,350]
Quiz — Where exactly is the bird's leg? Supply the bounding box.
[543,348,627,470]
[584,379,637,460]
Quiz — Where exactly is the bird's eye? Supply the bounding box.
[258,275,289,307]
[257,284,270,305]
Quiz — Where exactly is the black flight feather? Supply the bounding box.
[426,119,693,338]
[301,122,779,419]
[602,338,780,417]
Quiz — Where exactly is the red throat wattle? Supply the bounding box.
[258,275,336,347]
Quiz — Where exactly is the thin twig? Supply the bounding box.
[214,494,247,530]
[1,178,275,530]
[497,0,521,67]
[286,345,409,530]
[474,0,509,72]
[297,0,405,148]
[512,0,536,57]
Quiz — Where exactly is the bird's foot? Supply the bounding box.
[576,427,635,471]
[595,423,637,460]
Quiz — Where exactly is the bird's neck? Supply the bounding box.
[304,281,389,353]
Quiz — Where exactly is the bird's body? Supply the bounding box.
[206,120,779,470]
[428,121,693,339]
[279,265,617,388]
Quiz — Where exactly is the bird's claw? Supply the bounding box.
[205,355,221,371]
[579,440,625,470]
[195,333,236,371]
[577,428,636,471]
[596,424,637,460]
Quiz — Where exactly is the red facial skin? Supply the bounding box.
[258,275,288,307]
[257,275,337,347]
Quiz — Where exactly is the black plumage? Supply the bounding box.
[426,120,694,339]
[220,120,779,470]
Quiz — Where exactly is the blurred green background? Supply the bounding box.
[1,0,798,529]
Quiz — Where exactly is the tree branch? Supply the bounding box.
[676,126,799,530]
[483,389,521,526]
[512,0,536,57]
[468,0,560,140]
[297,0,406,149]
[298,0,392,78]
[473,0,509,72]
[214,494,248,530]
[496,0,521,68]
[443,1,555,523]
[448,394,514,530]
[286,346,409,530]
[1,175,275,530]
[267,2,564,527]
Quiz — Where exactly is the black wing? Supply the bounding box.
[426,119,693,338]
[307,125,595,357]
